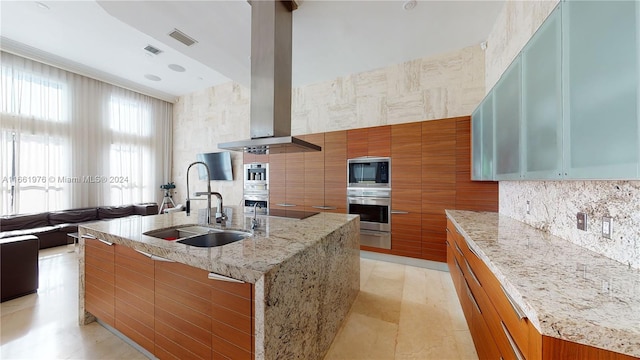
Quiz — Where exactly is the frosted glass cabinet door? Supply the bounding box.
[481,93,494,180]
[471,105,483,180]
[523,5,563,179]
[563,0,639,179]
[494,56,522,180]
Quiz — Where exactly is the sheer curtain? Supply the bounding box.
[0,51,172,215]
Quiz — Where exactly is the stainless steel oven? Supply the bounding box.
[347,188,391,249]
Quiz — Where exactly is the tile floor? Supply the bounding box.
[0,246,477,360]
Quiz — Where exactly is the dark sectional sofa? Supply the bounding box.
[0,203,158,249]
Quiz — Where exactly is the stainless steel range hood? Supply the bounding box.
[219,0,321,155]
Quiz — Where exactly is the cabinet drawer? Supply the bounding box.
[461,240,530,358]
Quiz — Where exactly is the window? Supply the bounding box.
[0,52,171,215]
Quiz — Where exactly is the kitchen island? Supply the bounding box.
[78,208,360,360]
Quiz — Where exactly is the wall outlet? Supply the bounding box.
[602,217,613,239]
[577,212,587,231]
[526,200,530,215]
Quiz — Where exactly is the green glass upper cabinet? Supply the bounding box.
[471,94,495,181]
[471,105,483,180]
[481,93,495,180]
[494,55,523,180]
[562,0,639,179]
[522,5,563,179]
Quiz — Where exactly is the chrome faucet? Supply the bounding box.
[195,191,226,223]
[186,161,212,225]
[251,202,262,230]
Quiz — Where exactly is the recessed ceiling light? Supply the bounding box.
[168,64,186,72]
[403,0,417,11]
[144,74,162,82]
[35,2,50,11]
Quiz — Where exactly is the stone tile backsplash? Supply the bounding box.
[500,181,640,270]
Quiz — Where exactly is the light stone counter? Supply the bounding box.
[78,207,360,360]
[446,210,640,358]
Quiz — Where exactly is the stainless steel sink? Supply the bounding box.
[144,225,250,247]
[143,227,202,240]
[177,230,249,247]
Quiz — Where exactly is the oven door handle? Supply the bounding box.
[391,210,409,214]
[348,197,391,203]
[360,229,390,237]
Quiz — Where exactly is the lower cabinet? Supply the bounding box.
[84,241,254,360]
[85,238,115,327]
[446,218,637,360]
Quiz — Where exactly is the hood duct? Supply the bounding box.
[219,0,321,154]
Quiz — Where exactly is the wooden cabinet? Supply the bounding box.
[302,133,326,212]
[390,122,422,258]
[447,216,638,360]
[154,261,213,360]
[85,242,255,360]
[210,276,254,359]
[323,130,347,213]
[268,153,287,210]
[285,152,305,208]
[347,125,390,158]
[85,237,115,327]
[115,246,154,352]
[243,153,269,165]
[421,118,457,263]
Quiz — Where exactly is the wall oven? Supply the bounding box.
[348,157,390,188]
[243,163,269,214]
[347,188,391,249]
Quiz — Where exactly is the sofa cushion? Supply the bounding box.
[0,213,49,232]
[0,226,59,239]
[98,205,134,219]
[48,208,98,226]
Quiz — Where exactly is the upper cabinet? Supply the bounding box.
[472,1,640,181]
[523,6,562,179]
[471,93,495,181]
[494,56,523,180]
[562,0,639,179]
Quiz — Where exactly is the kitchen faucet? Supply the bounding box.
[185,161,212,225]
[251,202,262,230]
[195,191,226,223]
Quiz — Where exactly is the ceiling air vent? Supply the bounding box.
[168,28,198,47]
[143,45,163,55]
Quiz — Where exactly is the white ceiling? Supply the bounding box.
[0,0,504,103]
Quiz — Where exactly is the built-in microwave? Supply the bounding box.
[347,157,391,188]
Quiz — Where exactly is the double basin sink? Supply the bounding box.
[144,225,251,248]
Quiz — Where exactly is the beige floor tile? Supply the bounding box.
[324,312,398,360]
[452,329,479,359]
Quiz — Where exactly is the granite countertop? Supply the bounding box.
[79,207,358,284]
[446,210,640,358]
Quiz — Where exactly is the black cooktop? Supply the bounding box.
[267,209,319,220]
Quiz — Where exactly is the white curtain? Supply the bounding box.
[0,51,172,215]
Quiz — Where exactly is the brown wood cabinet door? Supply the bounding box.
[154,261,213,360]
[455,117,498,212]
[115,246,154,353]
[324,130,347,213]
[391,122,422,258]
[303,133,326,212]
[368,125,391,157]
[243,152,269,165]
[471,302,503,360]
[285,152,305,208]
[422,118,457,263]
[347,128,368,159]
[85,237,115,327]
[268,153,287,210]
[210,278,254,360]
